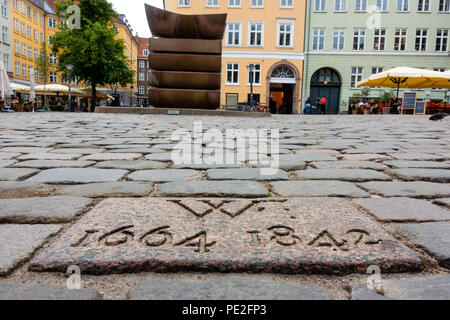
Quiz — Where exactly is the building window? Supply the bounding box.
[139,60,145,68]
[48,18,57,28]
[335,0,347,11]
[27,26,31,37]
[33,29,37,40]
[13,18,18,31]
[351,67,363,88]
[313,28,325,50]
[415,29,427,51]
[139,86,145,95]
[1,0,7,17]
[394,28,407,51]
[280,0,293,8]
[226,22,241,46]
[13,0,18,10]
[28,46,32,58]
[251,0,264,8]
[439,0,449,12]
[397,0,409,11]
[436,29,448,52]
[20,1,24,14]
[314,0,326,11]
[178,0,190,7]
[373,28,386,50]
[49,71,57,83]
[372,67,383,75]
[278,20,294,47]
[27,5,30,18]
[14,40,19,54]
[417,0,430,11]
[49,53,57,64]
[40,32,44,43]
[353,28,365,50]
[376,0,388,11]
[40,14,44,25]
[48,35,53,46]
[21,43,26,56]
[33,10,37,21]
[2,53,8,70]
[206,0,219,7]
[139,72,145,81]
[22,63,27,78]
[355,0,367,11]
[228,0,241,7]
[226,63,239,85]
[20,22,25,34]
[2,26,8,43]
[332,29,345,50]
[248,22,263,46]
[34,48,38,60]
[15,62,20,75]
[248,64,261,85]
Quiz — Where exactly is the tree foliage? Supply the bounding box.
[51,0,135,111]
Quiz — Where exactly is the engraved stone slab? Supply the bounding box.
[29,198,421,275]
[0,224,60,276]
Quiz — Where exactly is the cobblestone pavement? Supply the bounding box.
[0,113,449,300]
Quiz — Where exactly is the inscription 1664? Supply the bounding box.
[71,224,382,254]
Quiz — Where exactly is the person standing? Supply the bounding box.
[320,96,327,115]
[316,97,321,114]
[304,97,312,115]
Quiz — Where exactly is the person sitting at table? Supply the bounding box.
[390,96,400,114]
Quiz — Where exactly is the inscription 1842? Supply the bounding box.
[29,198,422,275]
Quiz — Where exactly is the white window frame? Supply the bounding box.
[314,0,327,11]
[251,0,264,8]
[332,28,345,51]
[139,60,145,68]
[138,85,145,95]
[376,0,388,12]
[15,62,20,75]
[415,28,428,51]
[417,0,430,12]
[394,28,407,51]
[435,29,448,52]
[248,22,264,47]
[350,67,363,88]
[373,28,386,51]
[280,0,293,8]
[334,0,347,12]
[143,49,149,56]
[277,19,294,48]
[355,0,367,11]
[312,28,325,51]
[206,0,219,8]
[248,63,261,85]
[49,71,57,83]
[48,18,57,28]
[228,0,241,8]
[439,0,449,12]
[397,0,409,12]
[352,28,366,51]
[178,0,190,7]
[226,63,239,85]
[139,72,145,81]
[226,22,242,47]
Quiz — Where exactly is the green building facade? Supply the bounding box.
[302,0,450,114]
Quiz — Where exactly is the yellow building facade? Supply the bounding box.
[165,0,306,114]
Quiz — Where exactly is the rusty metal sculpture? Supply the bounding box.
[145,5,227,109]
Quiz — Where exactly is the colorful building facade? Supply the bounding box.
[165,0,306,114]
[303,0,450,114]
[135,35,150,107]
[1,0,12,75]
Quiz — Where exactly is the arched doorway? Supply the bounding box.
[310,68,342,114]
[266,62,300,114]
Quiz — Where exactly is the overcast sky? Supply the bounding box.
[108,0,164,37]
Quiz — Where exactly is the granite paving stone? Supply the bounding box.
[279,154,337,162]
[358,181,450,198]
[29,197,421,275]
[355,198,450,222]
[342,154,393,162]
[384,161,450,169]
[0,224,61,276]
[144,153,174,162]
[80,153,142,161]
[50,148,104,154]
[128,169,202,182]
[0,152,21,160]
[388,153,447,161]
[0,147,51,153]
[0,160,15,167]
[310,161,388,170]
[351,275,450,300]
[388,169,450,183]
[56,182,154,198]
[395,222,450,269]
[94,160,168,170]
[0,168,39,181]
[130,276,339,300]
[28,168,128,184]
[271,181,370,197]
[11,160,96,169]
[17,153,82,161]
[0,196,93,223]
[157,181,269,198]
[207,168,289,181]
[293,169,391,182]
[0,283,101,300]
[0,181,44,193]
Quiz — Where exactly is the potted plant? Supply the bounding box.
[379,90,393,114]
[349,92,361,115]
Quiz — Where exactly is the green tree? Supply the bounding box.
[36,42,50,107]
[51,0,134,112]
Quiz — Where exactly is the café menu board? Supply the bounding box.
[402,92,417,114]
[414,101,426,115]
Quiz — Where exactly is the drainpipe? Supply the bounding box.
[302,0,312,115]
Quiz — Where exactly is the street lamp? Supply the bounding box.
[65,64,74,112]
[248,63,255,108]
[130,85,134,107]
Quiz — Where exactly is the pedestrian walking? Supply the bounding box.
[320,96,327,115]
